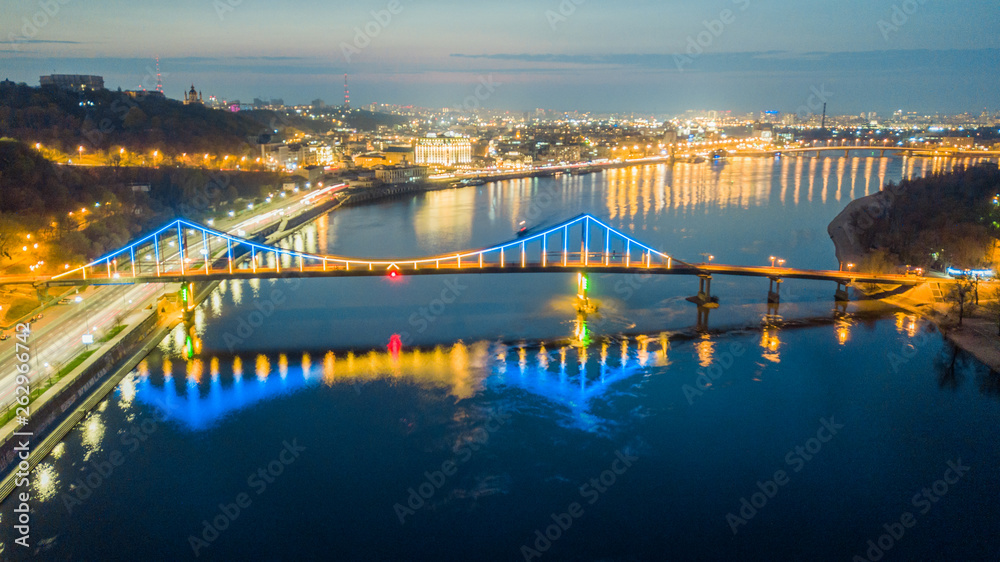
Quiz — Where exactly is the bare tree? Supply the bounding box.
[946,280,975,327]
[0,214,22,262]
[981,286,1000,336]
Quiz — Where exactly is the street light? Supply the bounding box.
[847,263,855,272]
[770,256,776,267]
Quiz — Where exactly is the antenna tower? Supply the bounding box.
[156,56,163,93]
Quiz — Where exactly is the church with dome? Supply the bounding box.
[183,84,203,105]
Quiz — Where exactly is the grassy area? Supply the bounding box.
[0,349,97,426]
[55,350,98,379]
[5,298,40,321]
[99,325,128,343]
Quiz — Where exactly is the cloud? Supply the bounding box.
[0,39,83,45]
[451,49,1000,74]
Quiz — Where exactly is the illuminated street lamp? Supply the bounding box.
[847,263,855,272]
[770,256,776,267]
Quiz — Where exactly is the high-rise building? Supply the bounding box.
[39,74,104,91]
[415,137,472,166]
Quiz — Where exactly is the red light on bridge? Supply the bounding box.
[388,334,403,357]
[389,270,400,279]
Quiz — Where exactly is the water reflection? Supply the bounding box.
[133,333,681,432]
[760,327,781,363]
[32,463,58,502]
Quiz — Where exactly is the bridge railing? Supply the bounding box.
[48,215,690,283]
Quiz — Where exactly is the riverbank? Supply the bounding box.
[828,163,1000,373]
[0,193,348,495]
[884,284,1000,372]
[339,157,680,206]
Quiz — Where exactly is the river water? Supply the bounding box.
[3,156,999,561]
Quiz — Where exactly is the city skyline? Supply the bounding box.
[2,0,998,114]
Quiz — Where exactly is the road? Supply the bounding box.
[0,183,345,411]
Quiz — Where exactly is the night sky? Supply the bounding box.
[2,0,998,114]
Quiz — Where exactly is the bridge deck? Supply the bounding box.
[42,259,941,287]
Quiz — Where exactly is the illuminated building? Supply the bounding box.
[353,152,391,168]
[183,84,203,105]
[415,137,472,166]
[40,74,104,91]
[124,90,165,100]
[374,165,428,184]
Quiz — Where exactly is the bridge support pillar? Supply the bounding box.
[696,306,711,332]
[575,272,597,314]
[686,274,719,308]
[178,281,197,312]
[835,282,850,302]
[768,277,782,304]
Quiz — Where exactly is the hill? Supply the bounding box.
[0,82,323,156]
[0,138,288,269]
[828,163,1000,272]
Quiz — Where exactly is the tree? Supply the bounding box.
[946,280,975,327]
[859,248,895,274]
[981,287,1000,336]
[0,214,21,261]
[123,107,148,130]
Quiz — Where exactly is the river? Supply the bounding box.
[3,156,999,561]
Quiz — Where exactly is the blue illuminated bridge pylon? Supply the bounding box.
[46,214,696,285]
[44,214,938,288]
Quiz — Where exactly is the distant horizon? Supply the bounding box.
[3,51,998,120]
[2,0,998,116]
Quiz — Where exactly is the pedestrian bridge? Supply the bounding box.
[39,214,947,304]
[746,146,1000,159]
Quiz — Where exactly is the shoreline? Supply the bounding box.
[341,156,680,205]
[884,289,1000,373]
[0,196,345,495]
